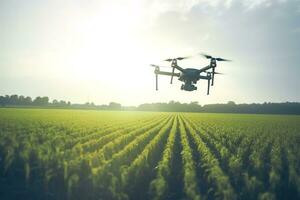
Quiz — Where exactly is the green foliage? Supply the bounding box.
[0,108,300,200]
[149,116,178,200]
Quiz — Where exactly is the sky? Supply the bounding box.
[0,0,300,106]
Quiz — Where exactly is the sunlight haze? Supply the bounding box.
[1,0,300,105]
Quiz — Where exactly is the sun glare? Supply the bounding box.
[63,2,150,93]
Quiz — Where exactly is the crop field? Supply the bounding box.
[0,108,300,200]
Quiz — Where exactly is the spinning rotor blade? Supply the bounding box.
[216,58,231,62]
[211,70,224,86]
[201,53,212,59]
[201,53,231,62]
[176,56,189,60]
[164,56,190,62]
[150,64,169,69]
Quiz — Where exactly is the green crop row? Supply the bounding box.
[0,108,300,200]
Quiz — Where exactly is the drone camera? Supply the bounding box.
[181,84,197,91]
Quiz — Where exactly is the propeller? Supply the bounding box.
[216,58,231,62]
[201,53,229,86]
[201,53,212,59]
[164,56,189,82]
[150,64,169,69]
[200,53,231,62]
[164,56,190,62]
[211,70,224,86]
[151,64,176,86]
[176,56,190,60]
[150,64,159,68]
[214,72,224,75]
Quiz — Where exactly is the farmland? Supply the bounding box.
[0,108,300,200]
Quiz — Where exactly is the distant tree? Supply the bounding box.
[109,102,121,110]
[24,96,32,105]
[189,101,201,112]
[190,101,199,105]
[3,95,9,105]
[52,99,71,107]
[227,101,236,105]
[33,96,49,106]
[18,95,25,105]
[1,94,300,114]
[59,100,67,106]
[0,96,5,106]
[52,99,59,105]
[9,95,19,105]
[0,95,32,106]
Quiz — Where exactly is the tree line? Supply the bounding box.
[0,95,70,107]
[137,101,300,115]
[0,94,300,115]
[0,95,121,110]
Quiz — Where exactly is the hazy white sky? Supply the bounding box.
[0,0,300,105]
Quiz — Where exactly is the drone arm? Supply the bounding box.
[155,71,180,77]
[173,65,184,72]
[198,75,210,80]
[198,65,212,73]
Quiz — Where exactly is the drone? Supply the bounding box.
[150,54,231,95]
